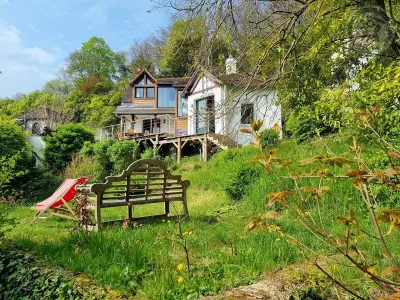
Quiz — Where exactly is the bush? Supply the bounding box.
[107,140,140,173]
[64,155,106,182]
[258,128,279,148]
[44,124,94,171]
[0,119,35,200]
[286,105,338,143]
[225,165,261,200]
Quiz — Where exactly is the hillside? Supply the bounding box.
[4,133,398,299]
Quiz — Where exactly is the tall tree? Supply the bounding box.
[66,37,121,84]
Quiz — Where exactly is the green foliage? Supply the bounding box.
[67,37,122,84]
[286,106,339,143]
[0,250,123,299]
[258,129,279,149]
[106,140,140,173]
[225,166,261,200]
[80,139,140,175]
[159,19,205,77]
[0,120,34,199]
[353,61,400,147]
[43,124,94,171]
[63,155,106,182]
[140,147,154,159]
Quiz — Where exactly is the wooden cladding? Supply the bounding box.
[175,117,188,134]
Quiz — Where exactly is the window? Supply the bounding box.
[146,87,155,98]
[241,103,254,124]
[177,91,188,117]
[137,75,145,85]
[135,87,144,98]
[158,87,175,107]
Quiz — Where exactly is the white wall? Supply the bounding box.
[187,76,224,135]
[187,74,281,145]
[224,89,281,145]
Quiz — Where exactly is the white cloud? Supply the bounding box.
[22,47,55,63]
[0,19,56,97]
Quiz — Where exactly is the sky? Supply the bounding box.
[0,0,170,98]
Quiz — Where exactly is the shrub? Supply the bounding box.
[64,155,106,182]
[44,124,94,171]
[258,128,279,148]
[107,140,140,173]
[140,147,154,159]
[0,119,35,200]
[286,105,338,143]
[225,165,261,200]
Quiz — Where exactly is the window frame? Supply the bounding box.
[240,103,254,125]
[135,87,144,98]
[177,90,188,117]
[157,86,175,108]
[146,87,155,99]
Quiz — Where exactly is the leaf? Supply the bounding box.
[323,156,352,167]
[240,128,252,134]
[266,191,293,208]
[385,168,399,177]
[388,152,400,160]
[345,170,369,177]
[381,267,397,278]
[261,211,280,219]
[352,178,367,189]
[251,120,264,132]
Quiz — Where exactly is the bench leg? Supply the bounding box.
[164,201,170,217]
[128,203,133,220]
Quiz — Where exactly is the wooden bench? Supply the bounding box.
[78,159,190,230]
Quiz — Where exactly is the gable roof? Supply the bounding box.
[129,69,189,87]
[129,69,157,86]
[182,67,265,97]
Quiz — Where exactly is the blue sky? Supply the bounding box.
[0,0,170,98]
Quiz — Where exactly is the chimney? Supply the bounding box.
[225,55,237,75]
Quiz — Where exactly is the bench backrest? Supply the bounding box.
[90,159,189,209]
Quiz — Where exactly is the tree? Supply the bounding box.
[66,37,121,84]
[159,19,206,77]
[43,124,94,171]
[0,119,34,188]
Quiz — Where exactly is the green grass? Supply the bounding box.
[4,133,400,299]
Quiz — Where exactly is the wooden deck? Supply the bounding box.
[122,132,237,162]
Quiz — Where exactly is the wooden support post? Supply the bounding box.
[155,134,159,145]
[202,134,208,162]
[95,193,102,231]
[177,137,182,162]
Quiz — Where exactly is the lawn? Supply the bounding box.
[5,134,400,299]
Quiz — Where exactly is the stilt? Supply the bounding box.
[177,137,182,162]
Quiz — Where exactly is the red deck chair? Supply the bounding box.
[32,177,90,223]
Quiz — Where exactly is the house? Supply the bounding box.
[115,70,189,138]
[115,58,281,147]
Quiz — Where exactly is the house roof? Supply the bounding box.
[155,77,189,87]
[181,67,266,97]
[129,69,189,87]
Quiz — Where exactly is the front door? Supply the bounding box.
[196,97,215,134]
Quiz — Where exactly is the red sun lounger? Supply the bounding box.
[32,177,89,223]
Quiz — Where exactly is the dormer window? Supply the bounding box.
[135,87,144,98]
